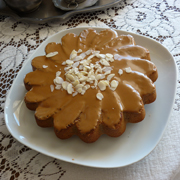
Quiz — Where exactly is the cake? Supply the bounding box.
[24,28,158,143]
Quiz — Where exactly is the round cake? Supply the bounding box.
[24,28,158,143]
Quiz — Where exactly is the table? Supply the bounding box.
[0,0,180,179]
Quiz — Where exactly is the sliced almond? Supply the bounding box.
[56,71,61,77]
[54,77,64,85]
[114,54,121,60]
[100,74,105,79]
[77,87,82,93]
[75,84,84,90]
[103,66,112,72]
[73,56,83,62]
[62,61,66,65]
[50,84,54,92]
[79,76,88,82]
[79,65,84,70]
[107,74,115,81]
[66,74,75,82]
[118,69,123,75]
[42,65,48,68]
[103,80,109,86]
[70,50,77,60]
[67,83,74,94]
[96,67,102,74]
[81,71,88,75]
[64,66,71,71]
[98,81,107,91]
[46,51,58,58]
[74,67,79,74]
[87,54,95,61]
[90,63,95,69]
[66,60,74,65]
[92,50,100,55]
[110,80,119,90]
[83,59,91,66]
[72,79,79,86]
[62,81,69,90]
[77,49,82,53]
[89,75,95,80]
[106,53,113,58]
[72,61,79,68]
[85,84,90,89]
[125,67,132,73]
[94,63,101,69]
[55,85,61,90]
[80,52,86,59]
[94,79,98,86]
[81,89,86,95]
[95,74,102,80]
[72,91,78,96]
[106,53,114,62]
[100,59,110,66]
[96,92,104,100]
[96,54,106,59]
[85,49,92,55]
[104,70,111,75]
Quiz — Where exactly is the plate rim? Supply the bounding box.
[4,26,178,168]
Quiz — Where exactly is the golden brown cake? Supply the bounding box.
[24,28,158,143]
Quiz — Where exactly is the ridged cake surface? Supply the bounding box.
[24,29,158,143]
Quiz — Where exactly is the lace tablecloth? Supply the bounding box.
[0,0,180,179]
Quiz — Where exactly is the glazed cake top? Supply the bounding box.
[24,28,158,133]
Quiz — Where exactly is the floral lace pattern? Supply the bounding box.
[0,0,180,179]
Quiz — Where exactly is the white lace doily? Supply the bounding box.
[0,0,180,179]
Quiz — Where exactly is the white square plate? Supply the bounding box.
[4,27,177,168]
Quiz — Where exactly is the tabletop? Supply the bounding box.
[0,0,180,179]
